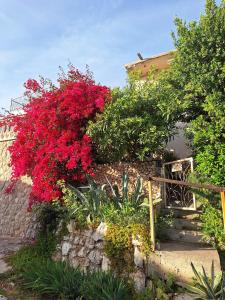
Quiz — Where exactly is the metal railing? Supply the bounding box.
[148,176,225,251]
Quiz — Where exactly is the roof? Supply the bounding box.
[124,50,176,70]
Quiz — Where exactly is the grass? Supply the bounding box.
[5,244,133,300]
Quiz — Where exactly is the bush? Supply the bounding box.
[189,181,225,250]
[88,74,176,163]
[104,222,151,273]
[201,201,225,250]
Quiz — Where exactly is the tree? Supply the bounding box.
[88,72,177,163]
[169,0,225,185]
[0,66,110,207]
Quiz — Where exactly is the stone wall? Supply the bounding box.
[54,221,147,292]
[94,161,160,197]
[0,126,36,238]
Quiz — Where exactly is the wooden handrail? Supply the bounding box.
[148,176,225,234]
[149,176,225,193]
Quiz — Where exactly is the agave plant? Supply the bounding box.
[186,261,224,299]
[219,275,225,300]
[68,175,109,222]
[105,172,144,208]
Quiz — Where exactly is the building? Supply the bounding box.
[125,51,174,79]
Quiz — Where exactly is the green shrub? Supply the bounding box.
[81,271,132,300]
[35,200,68,233]
[88,74,176,163]
[188,174,225,250]
[104,222,151,273]
[201,201,225,250]
[33,200,69,257]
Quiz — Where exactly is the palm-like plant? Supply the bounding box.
[186,261,224,299]
[105,172,144,208]
[68,175,109,222]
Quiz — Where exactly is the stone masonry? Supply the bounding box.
[54,221,147,292]
[0,126,36,238]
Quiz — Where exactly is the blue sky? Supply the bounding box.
[0,0,210,110]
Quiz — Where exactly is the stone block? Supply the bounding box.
[88,249,102,265]
[92,222,107,241]
[62,242,72,256]
[101,255,111,271]
[134,246,145,268]
[130,270,146,292]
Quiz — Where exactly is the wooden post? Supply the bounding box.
[221,191,225,232]
[148,180,156,251]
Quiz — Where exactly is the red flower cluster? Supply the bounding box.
[1,66,110,207]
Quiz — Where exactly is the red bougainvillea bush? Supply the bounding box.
[0,66,110,207]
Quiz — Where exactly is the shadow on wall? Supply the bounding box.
[0,179,36,239]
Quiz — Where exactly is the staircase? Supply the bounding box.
[161,209,205,245]
[147,208,221,283]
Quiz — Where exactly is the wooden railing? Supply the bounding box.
[148,176,225,251]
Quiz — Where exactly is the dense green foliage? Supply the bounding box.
[169,0,225,186]
[201,200,225,249]
[22,259,83,299]
[189,174,225,250]
[88,72,177,162]
[60,173,148,228]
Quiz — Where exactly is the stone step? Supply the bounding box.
[172,218,202,231]
[161,208,201,220]
[147,241,221,284]
[162,228,205,244]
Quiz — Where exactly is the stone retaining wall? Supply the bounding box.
[94,161,160,198]
[54,221,147,292]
